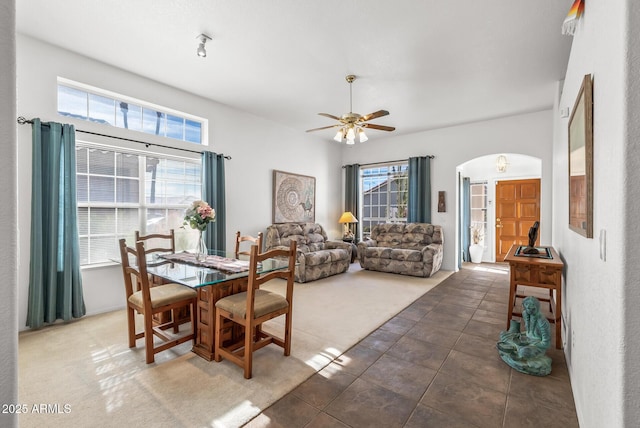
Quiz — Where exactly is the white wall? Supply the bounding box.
[341,110,555,271]
[553,1,640,426]
[0,1,18,427]
[16,35,344,330]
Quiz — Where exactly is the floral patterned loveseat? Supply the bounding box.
[357,223,443,277]
[265,223,352,283]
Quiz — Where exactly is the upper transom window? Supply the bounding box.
[57,78,206,145]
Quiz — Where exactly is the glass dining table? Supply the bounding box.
[145,251,291,361]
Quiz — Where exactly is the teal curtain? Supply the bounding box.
[27,119,85,329]
[344,164,360,241]
[461,176,471,264]
[407,156,431,223]
[202,151,226,251]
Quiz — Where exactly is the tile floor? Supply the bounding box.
[245,263,579,428]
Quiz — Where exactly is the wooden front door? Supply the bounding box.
[495,179,541,261]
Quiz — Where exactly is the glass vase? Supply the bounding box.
[196,230,208,262]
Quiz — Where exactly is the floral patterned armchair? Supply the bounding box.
[265,223,351,283]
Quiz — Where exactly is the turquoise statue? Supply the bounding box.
[497,296,552,376]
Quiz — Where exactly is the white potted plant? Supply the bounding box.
[469,226,484,264]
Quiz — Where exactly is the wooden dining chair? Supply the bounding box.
[134,229,189,331]
[214,240,297,379]
[118,238,197,364]
[234,231,263,259]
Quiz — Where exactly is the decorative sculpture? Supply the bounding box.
[522,221,540,254]
[497,296,552,376]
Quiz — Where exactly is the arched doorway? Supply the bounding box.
[457,153,542,265]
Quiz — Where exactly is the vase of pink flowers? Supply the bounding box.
[183,200,216,261]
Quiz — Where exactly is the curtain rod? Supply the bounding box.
[342,156,434,168]
[16,116,231,160]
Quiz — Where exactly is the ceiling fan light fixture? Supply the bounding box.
[346,126,355,141]
[358,129,368,143]
[196,33,212,58]
[305,74,395,143]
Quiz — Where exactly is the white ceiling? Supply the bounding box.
[16,0,573,141]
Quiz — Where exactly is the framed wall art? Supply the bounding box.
[438,191,446,212]
[272,170,316,223]
[568,74,593,238]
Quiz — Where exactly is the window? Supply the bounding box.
[57,80,205,144]
[76,142,202,265]
[470,181,488,243]
[360,162,409,237]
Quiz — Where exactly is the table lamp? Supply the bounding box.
[338,211,358,239]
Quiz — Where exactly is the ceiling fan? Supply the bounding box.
[306,75,395,144]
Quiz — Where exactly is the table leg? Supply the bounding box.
[555,287,562,349]
[506,270,517,329]
[192,278,249,361]
[193,286,215,361]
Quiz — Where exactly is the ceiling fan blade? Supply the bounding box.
[361,123,396,132]
[318,112,342,121]
[306,124,342,132]
[359,110,389,122]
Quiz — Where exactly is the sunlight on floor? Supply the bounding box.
[473,265,509,275]
[92,345,139,413]
[212,400,261,428]
[317,360,344,379]
[305,347,341,371]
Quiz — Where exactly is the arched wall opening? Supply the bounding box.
[456,153,542,266]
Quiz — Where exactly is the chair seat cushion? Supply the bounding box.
[390,248,423,262]
[364,247,422,262]
[128,283,196,309]
[304,249,349,266]
[215,289,289,319]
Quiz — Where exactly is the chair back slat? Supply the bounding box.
[135,230,175,255]
[248,241,296,287]
[235,231,263,259]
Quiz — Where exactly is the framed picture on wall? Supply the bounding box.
[568,74,593,238]
[272,170,316,223]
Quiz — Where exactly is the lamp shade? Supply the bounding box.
[338,211,358,224]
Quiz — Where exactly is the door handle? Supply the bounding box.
[496,218,503,228]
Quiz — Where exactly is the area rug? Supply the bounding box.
[18,265,451,428]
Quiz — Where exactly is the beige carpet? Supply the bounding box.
[18,265,451,428]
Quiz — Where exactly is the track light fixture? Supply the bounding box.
[196,34,212,58]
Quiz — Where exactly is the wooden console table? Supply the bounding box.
[504,245,564,349]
